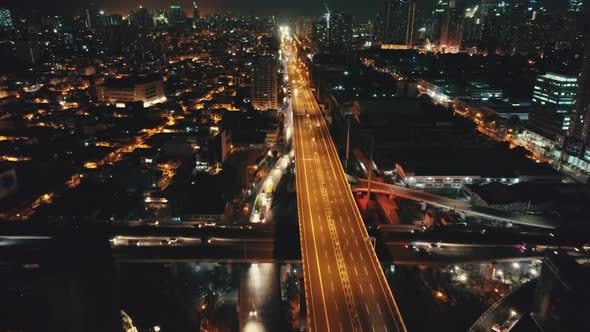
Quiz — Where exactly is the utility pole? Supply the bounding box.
[367,135,374,200]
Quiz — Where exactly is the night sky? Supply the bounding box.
[3,0,441,18]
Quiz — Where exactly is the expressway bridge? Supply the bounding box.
[352,179,557,229]
[3,223,581,265]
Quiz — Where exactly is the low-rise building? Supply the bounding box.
[96,74,166,108]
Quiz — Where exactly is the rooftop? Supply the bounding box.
[103,74,163,89]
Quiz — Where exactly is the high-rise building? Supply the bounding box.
[302,17,314,39]
[129,6,154,32]
[192,1,200,19]
[192,2,200,29]
[374,0,416,46]
[527,73,578,149]
[168,5,186,28]
[479,0,519,54]
[295,16,315,40]
[312,18,328,50]
[15,40,41,65]
[438,0,464,53]
[0,8,13,29]
[571,2,590,145]
[427,0,450,42]
[106,14,122,26]
[251,56,278,111]
[327,10,353,50]
[85,5,107,32]
[530,253,590,332]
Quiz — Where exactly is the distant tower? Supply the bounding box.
[192,1,200,19]
[192,1,200,28]
[438,1,464,53]
[374,0,416,46]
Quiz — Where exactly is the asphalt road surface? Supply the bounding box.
[285,39,406,332]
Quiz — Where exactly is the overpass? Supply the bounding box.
[1,222,587,265]
[352,179,557,229]
[285,38,408,331]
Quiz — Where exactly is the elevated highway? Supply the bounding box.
[353,179,557,229]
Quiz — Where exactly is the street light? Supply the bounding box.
[343,110,353,171]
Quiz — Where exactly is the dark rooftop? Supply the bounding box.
[103,74,163,89]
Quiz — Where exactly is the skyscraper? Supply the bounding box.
[85,6,106,32]
[15,40,42,65]
[251,56,278,111]
[374,0,416,46]
[438,0,464,53]
[312,18,328,50]
[327,10,353,50]
[168,5,186,28]
[428,0,450,42]
[295,16,313,39]
[192,1,200,19]
[571,0,590,145]
[0,8,13,29]
[129,6,154,32]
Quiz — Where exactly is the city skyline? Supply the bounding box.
[5,0,446,18]
[0,0,589,331]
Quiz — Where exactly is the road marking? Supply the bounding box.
[319,135,409,332]
[331,280,334,291]
[359,284,363,294]
[295,93,331,332]
[328,264,331,274]
[365,303,370,314]
[369,282,375,294]
[372,324,376,332]
[364,266,368,276]
[377,303,382,315]
[354,266,358,276]
[354,239,359,246]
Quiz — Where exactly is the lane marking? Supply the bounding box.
[294,83,331,332]
[315,116,408,332]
